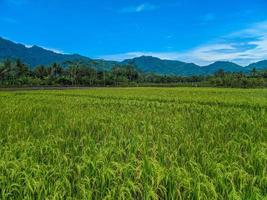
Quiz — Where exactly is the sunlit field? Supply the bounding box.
[0,88,266,199]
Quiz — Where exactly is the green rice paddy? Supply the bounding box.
[0,88,266,199]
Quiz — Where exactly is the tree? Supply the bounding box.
[15,59,29,77]
[34,65,48,79]
[49,63,63,77]
[214,69,225,78]
[125,65,139,82]
[67,62,80,86]
[251,68,257,77]
[3,59,16,84]
[0,60,11,79]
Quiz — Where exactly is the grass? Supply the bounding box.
[0,87,266,199]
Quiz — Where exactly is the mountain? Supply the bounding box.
[1,36,267,76]
[202,61,248,74]
[0,37,84,66]
[0,37,116,70]
[122,57,252,75]
[122,56,204,76]
[247,60,267,70]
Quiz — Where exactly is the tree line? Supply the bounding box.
[0,59,266,88]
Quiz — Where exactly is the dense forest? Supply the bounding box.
[0,59,266,88]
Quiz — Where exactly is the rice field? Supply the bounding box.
[0,87,266,200]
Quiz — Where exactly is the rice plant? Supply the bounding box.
[0,87,266,199]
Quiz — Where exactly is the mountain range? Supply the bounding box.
[0,37,266,76]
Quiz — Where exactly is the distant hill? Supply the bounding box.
[247,60,267,70]
[202,61,248,74]
[122,57,253,75]
[0,36,266,76]
[122,56,204,76]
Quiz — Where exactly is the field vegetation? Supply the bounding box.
[0,88,266,199]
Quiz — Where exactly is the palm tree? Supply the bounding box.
[49,63,64,77]
[252,68,257,77]
[0,66,10,79]
[2,59,14,84]
[66,61,81,86]
[34,65,48,79]
[15,59,29,77]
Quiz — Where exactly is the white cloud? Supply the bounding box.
[42,47,64,54]
[24,44,64,54]
[100,21,267,66]
[120,3,157,13]
[37,46,64,54]
[184,21,267,65]
[24,44,33,48]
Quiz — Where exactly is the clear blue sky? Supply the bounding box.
[0,0,267,65]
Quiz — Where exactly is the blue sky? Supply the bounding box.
[0,0,267,65]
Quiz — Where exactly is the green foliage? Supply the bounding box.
[210,70,267,88]
[0,59,267,88]
[0,88,266,199]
